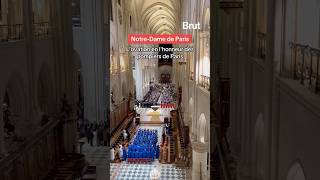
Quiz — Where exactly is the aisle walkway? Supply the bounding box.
[110,162,189,180]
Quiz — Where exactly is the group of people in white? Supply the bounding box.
[110,130,129,162]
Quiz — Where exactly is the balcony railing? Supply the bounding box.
[257,32,266,59]
[289,42,320,93]
[0,118,68,180]
[0,24,24,42]
[200,75,210,91]
[33,22,51,39]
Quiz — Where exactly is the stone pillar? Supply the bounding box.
[191,141,209,180]
[238,0,254,178]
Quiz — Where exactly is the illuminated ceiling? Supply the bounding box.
[132,0,180,34]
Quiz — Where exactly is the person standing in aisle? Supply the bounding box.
[119,144,123,161]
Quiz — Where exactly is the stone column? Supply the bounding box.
[191,141,209,180]
[24,0,41,127]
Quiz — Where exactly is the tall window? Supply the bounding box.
[72,0,81,27]
[32,0,50,23]
[32,0,51,38]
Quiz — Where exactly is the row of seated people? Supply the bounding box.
[127,129,160,162]
[142,85,161,106]
[110,142,160,163]
[127,145,160,159]
[127,150,159,163]
[157,84,175,104]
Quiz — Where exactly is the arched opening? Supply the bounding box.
[198,113,207,143]
[158,44,173,83]
[253,113,265,180]
[287,161,306,180]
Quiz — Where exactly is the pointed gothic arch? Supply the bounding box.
[287,161,307,180]
[198,113,208,143]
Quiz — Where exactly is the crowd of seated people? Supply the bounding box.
[157,84,175,104]
[127,129,160,163]
[142,84,176,107]
[142,85,161,107]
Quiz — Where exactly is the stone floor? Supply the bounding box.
[110,162,189,180]
[82,143,109,180]
[110,125,189,180]
[81,143,190,180]
[80,125,190,180]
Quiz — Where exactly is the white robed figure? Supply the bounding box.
[150,167,160,180]
[123,130,128,141]
[110,148,115,161]
[119,145,123,159]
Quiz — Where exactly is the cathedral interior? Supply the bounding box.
[108,0,210,179]
[0,0,319,180]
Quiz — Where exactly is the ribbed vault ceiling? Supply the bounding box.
[134,0,180,34]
